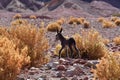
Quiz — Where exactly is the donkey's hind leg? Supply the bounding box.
[73,44,81,58]
[69,45,74,58]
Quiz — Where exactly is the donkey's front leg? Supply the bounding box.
[59,46,64,59]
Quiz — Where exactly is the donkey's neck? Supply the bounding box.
[59,34,66,43]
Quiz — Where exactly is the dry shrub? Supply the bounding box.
[113,36,120,45]
[77,18,85,24]
[111,16,119,22]
[102,38,110,45]
[73,29,108,59]
[46,22,62,32]
[56,18,65,25]
[115,19,120,26]
[83,20,90,28]
[13,13,22,19]
[11,19,28,26]
[68,16,85,25]
[9,20,50,67]
[30,15,37,19]
[97,17,106,23]
[0,36,30,80]
[93,52,120,80]
[102,21,116,28]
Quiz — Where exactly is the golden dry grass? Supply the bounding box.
[0,19,50,80]
[113,36,120,45]
[83,20,90,28]
[102,21,116,28]
[0,36,30,80]
[30,15,37,19]
[73,29,108,59]
[13,13,22,19]
[46,22,62,32]
[97,17,106,23]
[115,19,120,26]
[93,52,120,80]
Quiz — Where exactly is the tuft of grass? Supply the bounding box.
[11,19,28,26]
[115,19,120,26]
[113,36,120,45]
[83,20,90,28]
[93,52,120,80]
[110,16,119,22]
[73,29,108,59]
[56,18,65,25]
[102,38,110,45]
[97,17,106,23]
[0,36,30,80]
[46,22,62,32]
[102,21,116,28]
[13,13,22,19]
[29,15,37,19]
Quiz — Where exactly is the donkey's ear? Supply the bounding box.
[60,28,63,33]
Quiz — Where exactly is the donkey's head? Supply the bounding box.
[55,28,63,41]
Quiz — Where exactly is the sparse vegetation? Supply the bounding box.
[46,22,62,32]
[0,19,50,80]
[83,20,90,28]
[0,36,30,80]
[115,19,120,26]
[73,29,108,59]
[102,20,116,28]
[13,13,22,19]
[30,15,37,19]
[93,52,120,80]
[113,36,120,45]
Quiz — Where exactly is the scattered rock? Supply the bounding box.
[56,65,66,71]
[71,75,78,80]
[60,77,68,80]
[56,71,64,77]
[83,77,88,80]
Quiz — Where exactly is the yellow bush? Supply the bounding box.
[11,19,28,26]
[102,21,116,28]
[97,17,106,23]
[30,15,37,19]
[93,52,120,80]
[111,16,119,22]
[102,38,110,45]
[68,16,84,25]
[115,19,120,26]
[9,21,49,67]
[83,20,90,28]
[56,18,65,25]
[46,22,62,32]
[113,36,120,45]
[13,13,22,19]
[73,29,108,59]
[0,36,30,80]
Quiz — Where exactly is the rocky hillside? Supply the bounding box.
[0,0,120,17]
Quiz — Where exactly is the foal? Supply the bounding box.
[55,28,80,59]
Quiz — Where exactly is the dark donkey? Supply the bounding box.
[56,28,80,59]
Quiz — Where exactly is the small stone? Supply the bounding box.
[59,58,66,64]
[30,67,36,70]
[83,77,88,80]
[71,75,78,80]
[29,71,35,75]
[60,77,68,80]
[56,71,63,77]
[57,65,66,71]
[37,78,44,80]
